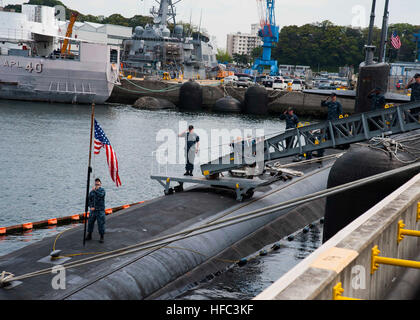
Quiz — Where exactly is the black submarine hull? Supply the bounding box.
[0,161,333,300]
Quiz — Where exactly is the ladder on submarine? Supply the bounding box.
[152,100,420,201]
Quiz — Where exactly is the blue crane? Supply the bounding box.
[252,0,280,76]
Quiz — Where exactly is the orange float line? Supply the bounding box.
[2,200,146,235]
[48,218,58,225]
[22,222,33,230]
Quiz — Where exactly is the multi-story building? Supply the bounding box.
[251,23,260,36]
[226,24,262,56]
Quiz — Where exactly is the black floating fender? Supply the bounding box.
[213,96,242,113]
[244,85,268,115]
[179,80,203,111]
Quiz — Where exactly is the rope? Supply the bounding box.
[366,137,420,164]
[0,272,14,287]
[267,153,345,168]
[124,78,180,93]
[3,161,420,286]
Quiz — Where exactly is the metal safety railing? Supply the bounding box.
[201,100,420,176]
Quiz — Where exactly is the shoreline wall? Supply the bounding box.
[108,79,356,117]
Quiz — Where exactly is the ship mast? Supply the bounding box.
[150,0,182,27]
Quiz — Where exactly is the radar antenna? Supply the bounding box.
[150,0,182,27]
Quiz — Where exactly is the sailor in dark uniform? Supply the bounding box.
[321,93,343,120]
[179,125,200,176]
[318,93,343,158]
[280,107,299,149]
[406,74,420,116]
[406,73,420,102]
[367,87,386,110]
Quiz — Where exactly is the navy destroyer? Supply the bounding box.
[121,0,218,79]
[0,4,120,104]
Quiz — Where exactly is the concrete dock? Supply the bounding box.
[256,172,420,300]
[107,79,356,117]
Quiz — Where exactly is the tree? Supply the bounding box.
[216,49,233,63]
[251,46,263,63]
[233,53,251,67]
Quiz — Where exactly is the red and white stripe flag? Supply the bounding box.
[391,31,402,50]
[94,119,122,187]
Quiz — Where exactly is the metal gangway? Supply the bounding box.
[152,100,420,201]
[200,100,420,176]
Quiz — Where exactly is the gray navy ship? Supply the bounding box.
[121,0,218,79]
[0,4,120,104]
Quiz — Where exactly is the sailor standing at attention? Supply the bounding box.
[179,125,200,176]
[406,74,420,116]
[321,93,343,120]
[405,73,420,102]
[86,178,106,243]
[367,87,386,110]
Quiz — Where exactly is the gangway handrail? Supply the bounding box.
[201,100,420,176]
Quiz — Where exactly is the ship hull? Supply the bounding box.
[0,43,118,104]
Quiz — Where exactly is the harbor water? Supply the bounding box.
[0,99,320,299]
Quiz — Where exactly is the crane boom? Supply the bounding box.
[61,12,79,56]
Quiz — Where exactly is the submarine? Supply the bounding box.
[0,151,337,299]
[3,98,420,299]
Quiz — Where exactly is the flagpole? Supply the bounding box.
[83,103,95,246]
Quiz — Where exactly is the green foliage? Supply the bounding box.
[216,49,233,63]
[273,20,420,71]
[4,4,22,12]
[5,0,153,30]
[233,53,251,66]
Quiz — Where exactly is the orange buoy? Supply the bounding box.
[48,218,57,225]
[71,214,80,221]
[122,205,130,209]
[0,227,5,235]
[82,212,90,219]
[105,208,113,215]
[22,223,33,230]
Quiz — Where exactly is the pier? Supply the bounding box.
[256,172,420,300]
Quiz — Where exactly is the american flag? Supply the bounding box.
[390,31,402,50]
[94,119,122,187]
